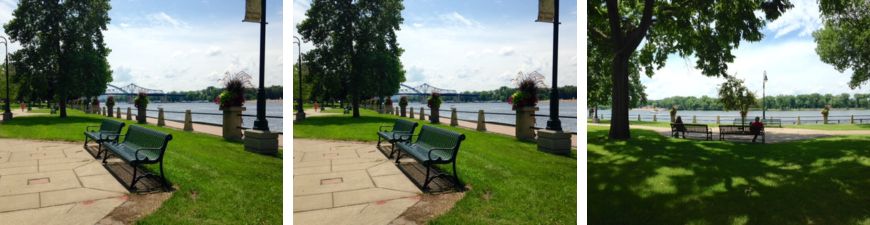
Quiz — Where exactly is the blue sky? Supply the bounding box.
[0,0,284,92]
[292,0,578,92]
[640,0,864,100]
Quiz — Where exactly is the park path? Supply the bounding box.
[588,123,870,142]
[293,139,421,225]
[0,139,128,225]
[299,108,578,147]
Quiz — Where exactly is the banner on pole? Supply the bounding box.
[536,0,555,23]
[244,0,262,23]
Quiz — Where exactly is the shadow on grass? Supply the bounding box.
[3,114,104,126]
[587,127,870,224]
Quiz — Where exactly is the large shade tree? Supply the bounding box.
[297,0,405,117]
[718,76,757,124]
[588,0,792,139]
[814,0,870,88]
[5,0,112,118]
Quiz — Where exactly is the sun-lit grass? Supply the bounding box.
[294,109,577,225]
[587,125,870,224]
[0,110,282,225]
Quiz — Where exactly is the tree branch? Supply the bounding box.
[625,0,654,52]
[606,0,623,50]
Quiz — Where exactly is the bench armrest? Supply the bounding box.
[379,125,393,132]
[85,126,100,132]
[397,134,418,142]
[104,134,125,143]
[391,131,412,140]
[134,148,163,161]
[427,148,455,161]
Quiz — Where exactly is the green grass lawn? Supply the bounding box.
[0,110,282,225]
[783,123,870,131]
[587,126,870,224]
[294,110,577,225]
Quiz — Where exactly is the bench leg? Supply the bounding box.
[422,162,432,191]
[95,141,103,159]
[452,161,461,190]
[377,136,382,147]
[159,160,169,190]
[83,135,89,148]
[130,164,140,190]
[388,141,396,159]
[394,150,402,164]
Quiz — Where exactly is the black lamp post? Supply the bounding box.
[545,0,562,131]
[1,36,10,121]
[763,71,767,120]
[293,36,305,121]
[250,0,269,131]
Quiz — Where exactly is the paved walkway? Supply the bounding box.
[293,139,421,225]
[0,139,128,225]
[589,123,870,142]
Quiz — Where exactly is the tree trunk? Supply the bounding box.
[352,95,360,117]
[59,97,67,118]
[609,54,631,139]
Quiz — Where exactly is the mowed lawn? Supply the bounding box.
[294,110,577,225]
[587,126,870,224]
[0,110,282,225]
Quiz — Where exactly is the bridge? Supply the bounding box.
[396,83,477,97]
[102,83,184,102]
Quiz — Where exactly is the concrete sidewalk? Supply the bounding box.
[293,139,421,225]
[0,139,128,225]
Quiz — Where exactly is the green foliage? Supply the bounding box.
[5,0,113,117]
[646,92,870,110]
[218,71,251,108]
[426,92,442,109]
[134,92,149,109]
[398,96,408,107]
[298,0,406,117]
[814,0,870,89]
[718,76,757,117]
[165,85,282,102]
[462,85,578,102]
[821,105,831,116]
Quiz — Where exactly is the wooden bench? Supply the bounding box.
[104,125,173,190]
[670,123,712,140]
[395,125,465,191]
[84,119,125,158]
[719,125,765,143]
[377,119,419,158]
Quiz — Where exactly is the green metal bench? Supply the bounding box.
[394,125,465,191]
[84,119,125,158]
[377,119,419,158]
[104,125,173,190]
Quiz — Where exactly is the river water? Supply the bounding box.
[594,109,870,124]
[113,102,284,132]
[403,102,578,132]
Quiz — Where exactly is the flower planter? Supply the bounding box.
[222,106,245,141]
[136,107,147,124]
[400,106,407,117]
[515,106,537,141]
[429,107,440,124]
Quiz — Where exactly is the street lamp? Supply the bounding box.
[0,36,11,121]
[543,0,562,131]
[293,36,305,121]
[763,71,767,120]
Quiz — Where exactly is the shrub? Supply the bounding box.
[106,96,115,107]
[427,92,442,109]
[508,71,544,110]
[399,96,408,107]
[821,105,831,117]
[134,92,149,109]
[218,71,252,109]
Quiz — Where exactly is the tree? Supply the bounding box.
[718,76,757,124]
[5,0,112,118]
[814,0,870,89]
[298,0,405,118]
[588,0,791,139]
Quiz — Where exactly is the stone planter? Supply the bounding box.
[515,106,537,141]
[385,105,393,114]
[429,107,440,124]
[222,106,245,141]
[107,106,114,117]
[136,107,147,124]
[400,106,407,117]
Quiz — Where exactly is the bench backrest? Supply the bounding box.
[415,125,465,161]
[392,119,418,134]
[100,119,125,134]
[671,123,707,132]
[123,125,173,161]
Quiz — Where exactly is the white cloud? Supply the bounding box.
[206,46,222,56]
[438,12,479,27]
[765,0,821,38]
[147,12,186,28]
[498,47,515,56]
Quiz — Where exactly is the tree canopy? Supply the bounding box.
[814,0,870,89]
[588,0,792,139]
[718,76,757,119]
[4,0,113,118]
[297,0,406,117]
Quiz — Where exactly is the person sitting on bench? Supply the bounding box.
[750,117,764,143]
[673,116,686,137]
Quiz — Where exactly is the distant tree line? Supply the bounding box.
[163,85,283,102]
[461,85,577,102]
[644,93,870,110]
